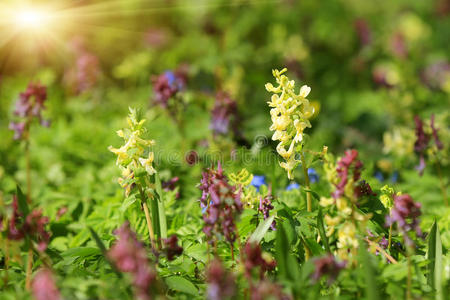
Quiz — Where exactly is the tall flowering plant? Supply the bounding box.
[8,83,50,289]
[109,108,167,248]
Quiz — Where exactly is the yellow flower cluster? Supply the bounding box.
[265,68,314,179]
[380,185,395,210]
[109,108,156,195]
[228,168,257,207]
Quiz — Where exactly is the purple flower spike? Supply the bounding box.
[386,194,423,247]
[198,162,242,245]
[9,82,49,140]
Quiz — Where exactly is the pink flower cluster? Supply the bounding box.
[9,83,49,140]
[32,268,61,300]
[108,222,156,300]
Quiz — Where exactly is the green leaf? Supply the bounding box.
[88,227,107,254]
[165,276,198,295]
[427,221,443,300]
[249,215,275,244]
[120,195,137,212]
[155,173,167,239]
[301,187,320,201]
[317,208,330,253]
[16,185,29,216]
[275,220,300,282]
[185,243,207,263]
[61,247,101,258]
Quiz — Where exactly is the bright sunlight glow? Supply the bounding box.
[14,9,51,30]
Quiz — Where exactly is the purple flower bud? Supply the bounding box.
[258,188,276,230]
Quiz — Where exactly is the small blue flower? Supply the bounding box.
[251,175,266,191]
[391,171,399,183]
[307,168,319,183]
[286,182,300,191]
[164,71,176,86]
[374,171,384,182]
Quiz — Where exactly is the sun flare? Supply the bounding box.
[14,8,51,30]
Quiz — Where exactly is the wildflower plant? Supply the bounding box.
[109,107,167,247]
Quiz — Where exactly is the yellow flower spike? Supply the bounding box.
[109,107,157,193]
[266,68,315,179]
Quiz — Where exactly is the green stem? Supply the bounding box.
[138,186,157,249]
[300,151,312,212]
[407,253,412,300]
[25,248,33,290]
[25,135,31,204]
